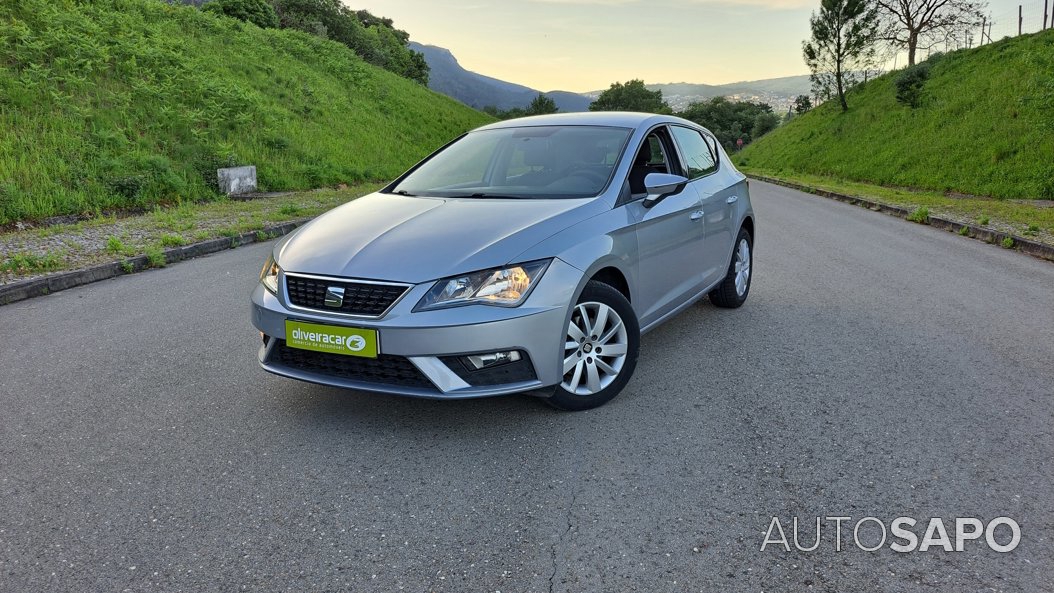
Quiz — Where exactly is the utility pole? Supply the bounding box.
[1044,0,1049,29]
[980,16,986,44]
[1019,5,1023,35]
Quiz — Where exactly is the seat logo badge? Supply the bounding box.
[324,286,345,308]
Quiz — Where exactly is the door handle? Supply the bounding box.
[726,195,739,204]
[689,210,703,221]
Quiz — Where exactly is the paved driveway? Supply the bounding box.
[2,180,1052,592]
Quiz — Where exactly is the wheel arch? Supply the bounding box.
[741,215,754,244]
[589,266,631,303]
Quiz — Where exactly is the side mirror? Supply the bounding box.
[642,173,688,208]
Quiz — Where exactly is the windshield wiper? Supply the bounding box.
[390,189,417,196]
[461,192,524,199]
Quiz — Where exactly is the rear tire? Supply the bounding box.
[709,227,753,309]
[546,281,640,411]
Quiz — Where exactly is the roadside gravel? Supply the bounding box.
[0,184,380,285]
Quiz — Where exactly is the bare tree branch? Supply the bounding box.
[877,0,986,65]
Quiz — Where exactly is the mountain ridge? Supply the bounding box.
[412,42,811,113]
[410,42,592,112]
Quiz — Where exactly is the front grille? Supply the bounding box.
[285,275,409,317]
[273,340,433,388]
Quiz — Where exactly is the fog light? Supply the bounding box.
[463,350,521,370]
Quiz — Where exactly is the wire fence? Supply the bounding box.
[916,0,1052,58]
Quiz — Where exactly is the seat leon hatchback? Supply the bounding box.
[251,112,755,410]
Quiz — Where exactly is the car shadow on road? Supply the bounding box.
[269,379,558,432]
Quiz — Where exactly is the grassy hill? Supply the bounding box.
[0,0,491,224]
[736,30,1054,200]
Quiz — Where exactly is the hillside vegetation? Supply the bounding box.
[0,0,490,224]
[736,30,1054,200]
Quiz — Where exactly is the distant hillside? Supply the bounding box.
[410,39,811,113]
[583,77,812,111]
[410,42,592,112]
[736,31,1054,199]
[0,0,490,223]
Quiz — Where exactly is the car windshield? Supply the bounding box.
[389,125,632,199]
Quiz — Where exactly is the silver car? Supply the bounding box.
[250,112,754,410]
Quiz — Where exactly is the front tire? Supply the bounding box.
[709,227,753,308]
[546,281,640,411]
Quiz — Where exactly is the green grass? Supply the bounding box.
[745,170,1054,236]
[907,206,929,224]
[278,203,304,216]
[144,246,166,268]
[0,0,491,224]
[106,236,128,255]
[1,251,63,274]
[159,233,186,247]
[736,30,1054,200]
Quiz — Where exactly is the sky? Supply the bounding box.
[352,0,1042,93]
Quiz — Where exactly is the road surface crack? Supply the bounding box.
[548,484,576,593]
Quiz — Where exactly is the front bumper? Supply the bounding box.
[250,258,583,399]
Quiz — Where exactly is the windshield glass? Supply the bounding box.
[389,126,632,199]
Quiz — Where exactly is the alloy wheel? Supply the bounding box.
[734,238,751,297]
[560,301,629,396]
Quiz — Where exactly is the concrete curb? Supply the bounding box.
[0,218,311,306]
[748,174,1054,264]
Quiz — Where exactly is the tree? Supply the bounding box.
[525,94,558,116]
[589,80,671,114]
[270,0,428,84]
[802,0,881,111]
[876,0,984,66]
[752,112,781,139]
[678,97,775,149]
[793,94,813,113]
[480,95,557,120]
[202,0,278,28]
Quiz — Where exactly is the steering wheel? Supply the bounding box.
[566,168,606,186]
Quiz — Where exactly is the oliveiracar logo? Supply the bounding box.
[285,321,377,358]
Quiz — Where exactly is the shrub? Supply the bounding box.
[202,0,278,29]
[895,63,930,109]
[752,112,781,140]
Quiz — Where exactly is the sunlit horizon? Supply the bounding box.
[353,0,1039,93]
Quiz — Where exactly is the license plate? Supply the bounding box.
[284,320,378,358]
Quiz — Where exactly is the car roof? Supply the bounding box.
[474,111,703,133]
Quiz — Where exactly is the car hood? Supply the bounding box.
[276,192,603,283]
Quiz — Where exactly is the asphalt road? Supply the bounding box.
[2,180,1052,593]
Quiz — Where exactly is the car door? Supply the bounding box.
[626,127,708,328]
[669,126,735,288]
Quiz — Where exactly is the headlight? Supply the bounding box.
[415,260,550,311]
[260,255,280,294]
